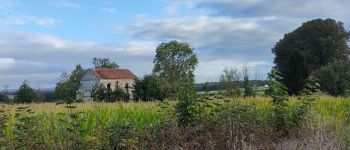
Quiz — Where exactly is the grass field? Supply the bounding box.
[1,96,350,149]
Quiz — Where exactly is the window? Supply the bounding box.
[116,81,119,89]
[125,83,129,94]
[107,83,111,90]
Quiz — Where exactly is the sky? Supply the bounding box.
[0,0,349,89]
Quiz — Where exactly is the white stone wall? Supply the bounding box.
[77,69,135,102]
[77,70,99,102]
[100,79,135,98]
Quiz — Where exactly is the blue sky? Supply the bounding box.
[0,0,349,89]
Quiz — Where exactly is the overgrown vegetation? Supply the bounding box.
[0,96,349,149]
[91,84,129,102]
[132,74,171,101]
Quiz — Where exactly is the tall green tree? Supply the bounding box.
[153,40,198,98]
[92,57,119,69]
[272,18,350,95]
[54,64,85,103]
[266,69,289,135]
[14,81,36,103]
[242,66,254,97]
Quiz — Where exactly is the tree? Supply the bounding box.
[0,93,10,103]
[70,64,85,90]
[272,18,350,95]
[265,69,289,135]
[219,67,241,97]
[202,82,210,94]
[313,60,350,96]
[54,64,85,103]
[14,81,36,103]
[92,57,119,69]
[54,75,75,103]
[34,91,45,103]
[132,74,171,101]
[242,66,254,97]
[153,40,198,98]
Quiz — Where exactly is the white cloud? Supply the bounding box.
[0,58,15,71]
[50,0,83,8]
[0,0,19,14]
[35,18,59,27]
[173,0,350,20]
[0,29,157,88]
[195,58,271,82]
[124,15,280,46]
[0,15,59,27]
[102,7,118,13]
[28,34,69,49]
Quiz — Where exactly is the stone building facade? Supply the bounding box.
[77,68,136,102]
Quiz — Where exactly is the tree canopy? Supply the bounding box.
[132,74,171,101]
[153,40,198,98]
[313,60,350,96]
[219,67,241,97]
[92,57,119,69]
[54,64,85,103]
[272,18,350,95]
[0,93,10,103]
[14,81,36,103]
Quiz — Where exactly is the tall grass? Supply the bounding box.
[0,96,349,149]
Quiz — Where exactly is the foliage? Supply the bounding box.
[14,81,36,103]
[202,82,210,95]
[107,124,137,150]
[91,84,129,102]
[219,67,241,97]
[54,64,84,103]
[153,40,198,99]
[11,107,45,149]
[313,60,350,96]
[92,57,119,69]
[292,76,320,127]
[266,69,289,136]
[0,92,10,103]
[34,91,45,103]
[243,66,254,97]
[54,72,76,104]
[175,93,197,126]
[0,97,349,149]
[196,80,268,92]
[272,18,350,95]
[132,74,171,101]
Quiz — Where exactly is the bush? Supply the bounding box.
[0,93,10,103]
[133,74,171,101]
[313,60,350,96]
[91,84,129,102]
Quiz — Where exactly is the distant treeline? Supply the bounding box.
[196,80,267,92]
[2,89,55,102]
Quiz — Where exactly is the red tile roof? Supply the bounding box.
[91,68,136,79]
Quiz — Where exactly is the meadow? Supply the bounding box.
[1,95,350,149]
